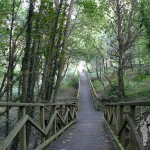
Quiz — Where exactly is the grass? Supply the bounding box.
[125,76,150,101]
[91,72,150,102]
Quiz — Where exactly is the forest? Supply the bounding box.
[0,0,150,149]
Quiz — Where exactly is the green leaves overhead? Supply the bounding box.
[77,0,97,17]
[140,0,150,49]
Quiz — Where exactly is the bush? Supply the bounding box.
[135,69,150,82]
[61,75,79,89]
[92,80,101,90]
[68,75,79,88]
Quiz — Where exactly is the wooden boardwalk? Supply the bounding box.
[47,72,116,150]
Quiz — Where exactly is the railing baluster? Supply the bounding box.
[66,105,68,124]
[110,105,113,127]
[68,105,73,121]
[114,105,117,134]
[0,102,76,150]
[60,105,63,128]
[105,103,145,149]
[70,105,73,114]
[19,106,26,150]
[40,106,45,143]
[106,106,108,121]
[130,106,136,150]
[119,105,124,146]
[53,105,56,134]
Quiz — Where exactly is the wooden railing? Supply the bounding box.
[87,74,103,110]
[104,101,150,150]
[76,74,80,111]
[0,102,76,150]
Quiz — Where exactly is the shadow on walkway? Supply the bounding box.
[47,71,116,150]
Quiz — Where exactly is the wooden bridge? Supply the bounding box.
[0,72,148,150]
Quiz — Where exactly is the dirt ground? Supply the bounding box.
[57,88,78,102]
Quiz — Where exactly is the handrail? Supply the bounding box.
[86,73,102,110]
[0,102,76,150]
[105,101,150,106]
[0,102,76,107]
[0,102,44,107]
[104,102,147,150]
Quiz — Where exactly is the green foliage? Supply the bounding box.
[62,75,79,89]
[140,0,150,49]
[0,0,149,103]
[68,75,79,88]
[92,80,102,90]
[121,73,150,101]
[77,0,97,18]
[135,69,150,82]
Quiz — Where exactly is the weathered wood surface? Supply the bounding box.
[0,103,76,150]
[47,71,116,150]
[105,103,146,150]
[0,102,76,107]
[105,101,150,106]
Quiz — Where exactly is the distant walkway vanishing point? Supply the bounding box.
[47,71,116,150]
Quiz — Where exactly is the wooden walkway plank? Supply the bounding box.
[47,72,116,150]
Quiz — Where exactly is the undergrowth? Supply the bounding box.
[91,72,150,102]
[61,74,79,89]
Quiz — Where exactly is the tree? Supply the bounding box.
[53,0,75,101]
[104,0,142,99]
[140,0,150,49]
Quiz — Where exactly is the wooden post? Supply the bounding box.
[40,106,45,143]
[53,105,56,134]
[70,105,73,113]
[68,105,72,121]
[129,106,136,150]
[109,106,113,128]
[104,107,105,118]
[19,106,26,150]
[119,105,124,146]
[114,105,117,134]
[60,105,63,129]
[106,106,109,122]
[66,105,68,125]
[106,106,109,121]
[114,106,117,116]
[108,106,111,121]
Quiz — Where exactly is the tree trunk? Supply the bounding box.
[21,0,34,103]
[118,56,125,99]
[6,0,16,137]
[53,0,74,101]
[20,0,34,147]
[116,0,125,99]
[38,0,64,102]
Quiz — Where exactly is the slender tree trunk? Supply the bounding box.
[73,62,78,76]
[20,1,34,148]
[0,74,7,94]
[21,0,34,103]
[95,58,105,89]
[53,0,74,101]
[116,0,125,99]
[38,0,64,102]
[86,62,91,73]
[27,0,43,104]
[118,55,125,99]
[6,0,16,137]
